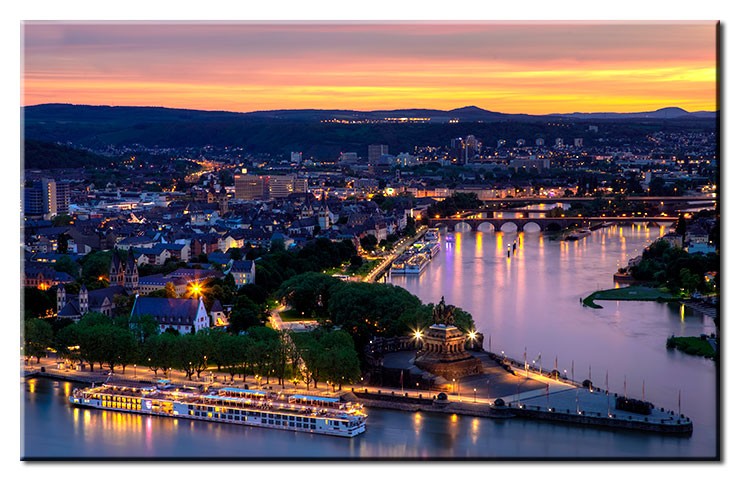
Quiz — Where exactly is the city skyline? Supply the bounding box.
[22,21,717,114]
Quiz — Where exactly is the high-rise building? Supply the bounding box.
[234,173,268,200]
[574,138,584,148]
[56,181,71,215]
[268,175,297,198]
[24,178,57,219]
[339,152,359,165]
[293,177,308,194]
[554,138,564,149]
[535,138,545,147]
[368,144,388,174]
[464,135,481,163]
[450,138,465,163]
[291,152,303,164]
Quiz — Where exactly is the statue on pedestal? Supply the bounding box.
[432,296,456,326]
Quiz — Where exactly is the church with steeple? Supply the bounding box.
[109,248,139,295]
[56,248,139,321]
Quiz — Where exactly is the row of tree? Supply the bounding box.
[23,312,361,390]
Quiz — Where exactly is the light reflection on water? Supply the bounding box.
[23,224,716,458]
[390,224,716,458]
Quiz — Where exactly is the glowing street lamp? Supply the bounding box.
[467,330,478,348]
[188,281,203,298]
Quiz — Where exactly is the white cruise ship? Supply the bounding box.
[69,383,367,437]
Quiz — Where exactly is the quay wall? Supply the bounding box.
[26,367,692,436]
[511,407,693,435]
[353,389,692,436]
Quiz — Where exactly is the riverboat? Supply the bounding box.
[69,383,367,437]
[424,228,440,242]
[423,241,441,258]
[390,253,430,275]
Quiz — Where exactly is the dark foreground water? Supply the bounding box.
[22,223,718,459]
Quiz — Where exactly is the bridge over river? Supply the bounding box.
[432,216,678,232]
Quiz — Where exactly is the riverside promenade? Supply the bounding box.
[24,348,692,436]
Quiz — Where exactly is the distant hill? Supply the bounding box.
[23,139,113,170]
[554,107,717,120]
[21,103,717,159]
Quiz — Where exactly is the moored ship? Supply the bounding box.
[69,383,367,437]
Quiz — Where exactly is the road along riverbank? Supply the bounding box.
[25,351,692,437]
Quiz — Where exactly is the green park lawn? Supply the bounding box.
[278,309,317,322]
[583,286,679,309]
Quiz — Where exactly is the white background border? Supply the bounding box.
[4,1,734,478]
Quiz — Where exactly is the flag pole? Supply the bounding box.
[678,389,681,417]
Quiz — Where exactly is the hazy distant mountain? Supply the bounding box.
[24,103,716,124]
[553,107,717,120]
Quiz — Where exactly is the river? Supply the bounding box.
[22,223,718,459]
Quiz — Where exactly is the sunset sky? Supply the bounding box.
[22,21,717,114]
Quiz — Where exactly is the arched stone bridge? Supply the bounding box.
[432,216,677,232]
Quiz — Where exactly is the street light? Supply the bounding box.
[473,388,477,403]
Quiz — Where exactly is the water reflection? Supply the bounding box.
[390,225,716,458]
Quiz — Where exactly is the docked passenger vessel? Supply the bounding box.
[69,383,367,437]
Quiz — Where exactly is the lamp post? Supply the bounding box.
[134,364,137,380]
[473,388,477,403]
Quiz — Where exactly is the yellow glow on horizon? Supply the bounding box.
[22,23,717,114]
[23,62,716,114]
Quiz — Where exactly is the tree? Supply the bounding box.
[228,297,264,333]
[679,268,701,293]
[24,318,53,363]
[142,333,177,378]
[402,216,417,237]
[246,326,282,383]
[57,233,70,254]
[676,214,687,237]
[171,334,200,380]
[360,234,378,252]
[275,272,342,317]
[292,332,322,389]
[321,330,361,390]
[129,314,159,342]
[80,250,113,283]
[55,322,83,366]
[327,282,422,347]
[52,214,73,227]
[53,255,80,277]
[23,287,55,318]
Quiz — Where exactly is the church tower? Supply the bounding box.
[56,284,66,313]
[218,186,229,215]
[124,248,139,295]
[109,250,125,286]
[79,284,89,315]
